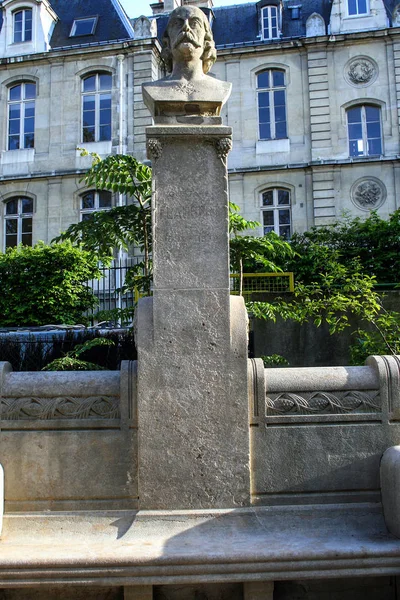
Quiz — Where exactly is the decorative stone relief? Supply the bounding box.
[0,396,120,420]
[306,13,326,36]
[344,57,377,87]
[147,138,163,160]
[266,390,380,415]
[215,137,232,160]
[393,4,400,26]
[351,177,386,211]
[133,15,157,39]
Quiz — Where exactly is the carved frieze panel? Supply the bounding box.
[344,57,378,87]
[0,396,120,420]
[351,177,386,211]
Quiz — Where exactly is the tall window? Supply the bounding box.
[348,0,368,15]
[261,6,279,39]
[257,69,287,140]
[347,105,382,157]
[13,8,32,43]
[261,188,291,239]
[8,82,36,150]
[82,73,112,143]
[80,190,112,221]
[4,197,33,249]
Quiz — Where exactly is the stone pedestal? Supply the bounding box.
[135,125,250,510]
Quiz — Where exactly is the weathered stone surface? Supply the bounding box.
[136,126,249,509]
[381,445,400,538]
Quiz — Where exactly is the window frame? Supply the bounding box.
[7,81,36,151]
[80,190,112,221]
[261,5,280,40]
[256,68,287,141]
[347,0,369,16]
[81,72,112,144]
[4,196,33,249]
[347,104,382,158]
[13,8,33,43]
[260,187,291,239]
[70,16,98,37]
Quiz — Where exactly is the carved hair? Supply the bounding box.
[161,9,217,75]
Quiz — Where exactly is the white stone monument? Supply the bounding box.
[136,6,250,510]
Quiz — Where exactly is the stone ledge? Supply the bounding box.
[0,504,399,586]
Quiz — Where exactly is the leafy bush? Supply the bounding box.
[0,241,101,326]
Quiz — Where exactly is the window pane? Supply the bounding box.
[24,10,32,41]
[73,18,96,36]
[9,105,20,120]
[99,74,112,91]
[6,219,17,233]
[262,191,274,206]
[24,117,34,134]
[263,211,274,225]
[82,192,95,209]
[275,121,287,138]
[273,90,285,106]
[259,107,270,124]
[368,138,382,155]
[257,71,269,89]
[279,225,291,239]
[21,198,33,213]
[274,104,286,122]
[83,96,95,111]
[259,123,271,140]
[349,140,362,156]
[9,118,20,135]
[6,199,18,215]
[83,76,96,92]
[24,132,34,148]
[365,106,380,121]
[83,128,95,143]
[348,0,357,14]
[8,136,19,150]
[272,70,285,87]
[279,209,290,225]
[357,0,367,13]
[25,103,35,118]
[99,192,112,208]
[22,217,32,233]
[99,94,111,110]
[347,107,361,123]
[278,190,290,205]
[258,92,270,109]
[25,84,36,99]
[348,123,362,140]
[366,121,381,139]
[21,232,32,246]
[9,85,21,101]
[81,213,93,221]
[83,110,95,127]
[99,124,111,141]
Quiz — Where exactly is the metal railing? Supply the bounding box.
[230,272,295,296]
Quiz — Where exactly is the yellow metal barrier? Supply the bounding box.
[230,272,294,295]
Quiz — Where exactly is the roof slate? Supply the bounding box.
[49,0,132,48]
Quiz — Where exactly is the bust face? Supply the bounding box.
[167,6,206,64]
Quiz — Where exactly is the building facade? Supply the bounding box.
[0,0,399,250]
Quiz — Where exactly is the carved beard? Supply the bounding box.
[173,32,202,50]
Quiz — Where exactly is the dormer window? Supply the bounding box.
[348,0,368,15]
[70,17,98,37]
[13,8,32,43]
[261,6,280,39]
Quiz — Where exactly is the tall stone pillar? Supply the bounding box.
[135,125,249,509]
[135,5,250,510]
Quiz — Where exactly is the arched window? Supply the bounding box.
[8,82,36,150]
[347,104,382,157]
[261,6,280,39]
[13,8,32,43]
[257,69,287,140]
[261,188,291,239]
[80,190,112,221]
[4,196,33,249]
[82,73,112,143]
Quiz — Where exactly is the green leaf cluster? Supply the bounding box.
[43,337,115,371]
[0,241,100,327]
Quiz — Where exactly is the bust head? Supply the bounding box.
[161,6,216,75]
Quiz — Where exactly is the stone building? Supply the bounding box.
[141,0,400,239]
[0,0,399,250]
[0,0,158,251]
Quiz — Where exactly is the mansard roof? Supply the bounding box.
[50,0,133,48]
[150,0,397,48]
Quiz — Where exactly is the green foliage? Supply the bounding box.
[261,354,290,368]
[43,337,115,371]
[287,210,400,284]
[0,241,100,327]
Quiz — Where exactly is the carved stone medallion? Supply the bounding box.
[351,177,386,211]
[344,57,377,87]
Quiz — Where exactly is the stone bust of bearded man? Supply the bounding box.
[142,5,231,121]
